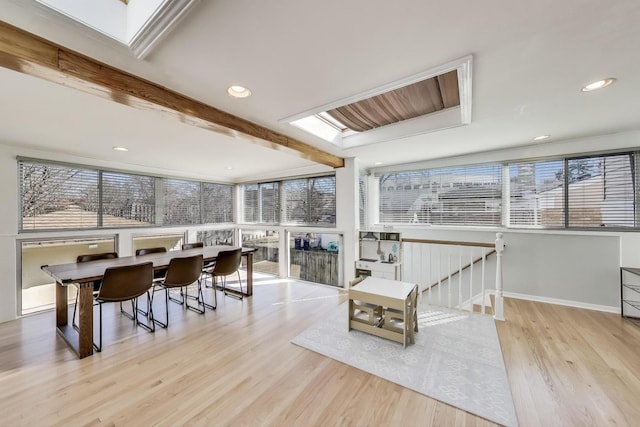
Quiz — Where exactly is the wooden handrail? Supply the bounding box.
[402,238,494,248]
[425,249,497,290]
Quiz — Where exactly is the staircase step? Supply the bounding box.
[473,304,494,315]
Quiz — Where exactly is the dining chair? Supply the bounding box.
[93,261,155,352]
[207,248,243,300]
[182,242,216,291]
[136,246,168,279]
[181,242,203,250]
[135,247,167,256]
[134,246,170,316]
[73,252,119,328]
[153,254,205,328]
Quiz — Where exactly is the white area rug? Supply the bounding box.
[291,303,518,427]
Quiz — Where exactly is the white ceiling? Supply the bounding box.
[1,0,639,182]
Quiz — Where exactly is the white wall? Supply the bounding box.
[392,227,621,311]
[0,144,19,322]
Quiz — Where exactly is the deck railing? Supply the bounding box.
[401,233,505,320]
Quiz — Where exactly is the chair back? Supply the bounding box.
[77,252,118,263]
[136,247,167,256]
[182,242,204,250]
[164,255,204,287]
[96,262,153,302]
[213,248,242,276]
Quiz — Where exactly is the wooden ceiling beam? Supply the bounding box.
[0,21,344,169]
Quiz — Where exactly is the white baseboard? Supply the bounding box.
[492,290,620,314]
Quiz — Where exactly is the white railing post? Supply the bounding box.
[494,232,505,321]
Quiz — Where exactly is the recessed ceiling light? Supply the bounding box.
[581,78,615,92]
[226,166,233,170]
[533,135,550,141]
[227,85,251,98]
[112,146,128,152]
[374,162,383,165]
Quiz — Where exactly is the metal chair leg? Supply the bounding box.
[168,287,185,306]
[184,279,205,314]
[93,302,103,352]
[223,273,243,300]
[202,277,217,310]
[153,287,170,329]
[135,292,156,332]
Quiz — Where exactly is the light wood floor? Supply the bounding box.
[1,277,639,427]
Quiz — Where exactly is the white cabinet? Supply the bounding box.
[356,231,401,280]
[355,259,401,280]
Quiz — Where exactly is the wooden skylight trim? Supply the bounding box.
[281,55,473,149]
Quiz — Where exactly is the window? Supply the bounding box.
[567,154,635,228]
[282,176,336,226]
[20,162,99,230]
[19,236,116,315]
[282,179,308,225]
[376,151,639,230]
[202,183,234,224]
[102,171,155,227]
[197,228,234,246]
[377,164,502,226]
[289,232,341,287]
[241,229,279,276]
[162,179,201,225]
[242,182,279,224]
[18,159,234,231]
[359,174,367,228]
[509,153,636,228]
[242,175,336,227]
[509,160,564,227]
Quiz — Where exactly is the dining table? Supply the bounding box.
[41,246,256,359]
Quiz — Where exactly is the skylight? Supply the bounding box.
[282,56,473,149]
[290,112,356,144]
[35,0,199,58]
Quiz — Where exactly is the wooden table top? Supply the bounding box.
[349,276,416,300]
[42,246,255,284]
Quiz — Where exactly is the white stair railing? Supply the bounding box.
[401,232,505,320]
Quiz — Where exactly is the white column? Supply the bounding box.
[336,157,360,287]
[366,173,379,228]
[279,228,288,278]
[233,185,242,246]
[494,232,505,321]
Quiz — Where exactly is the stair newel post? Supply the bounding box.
[494,232,505,321]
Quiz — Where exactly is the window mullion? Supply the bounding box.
[563,158,569,228]
[634,152,640,227]
[502,164,510,227]
[98,171,103,228]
